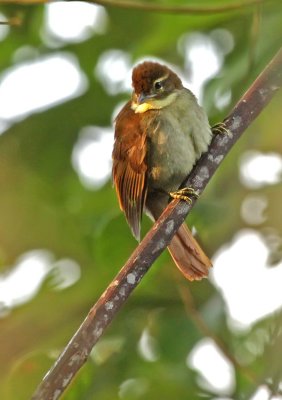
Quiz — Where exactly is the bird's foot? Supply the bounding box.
[212,121,230,136]
[169,187,199,204]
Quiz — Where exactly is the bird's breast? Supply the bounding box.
[143,113,194,193]
[142,92,212,193]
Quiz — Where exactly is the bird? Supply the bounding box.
[112,61,213,281]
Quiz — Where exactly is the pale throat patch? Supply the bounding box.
[132,92,177,114]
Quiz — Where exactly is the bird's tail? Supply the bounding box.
[168,223,212,281]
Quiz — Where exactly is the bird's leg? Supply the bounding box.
[169,187,199,204]
[211,121,230,136]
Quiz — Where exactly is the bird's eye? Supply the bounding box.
[154,81,163,91]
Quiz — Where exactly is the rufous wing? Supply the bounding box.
[112,102,148,240]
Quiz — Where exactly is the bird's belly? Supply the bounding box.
[148,125,196,193]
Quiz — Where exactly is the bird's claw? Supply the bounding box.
[212,121,230,136]
[169,187,199,204]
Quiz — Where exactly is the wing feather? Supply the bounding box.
[112,102,148,240]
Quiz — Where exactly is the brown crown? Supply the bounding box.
[132,61,183,94]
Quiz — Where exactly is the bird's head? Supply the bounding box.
[131,61,183,113]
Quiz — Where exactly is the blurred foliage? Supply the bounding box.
[0,0,281,399]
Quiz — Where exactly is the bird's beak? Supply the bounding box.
[136,92,147,104]
[131,92,157,113]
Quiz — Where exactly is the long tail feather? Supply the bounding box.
[168,223,212,281]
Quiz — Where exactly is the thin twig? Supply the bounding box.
[1,0,275,14]
[90,0,275,14]
[0,16,22,26]
[32,47,282,400]
[177,283,257,384]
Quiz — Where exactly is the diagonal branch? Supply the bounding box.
[32,47,282,400]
